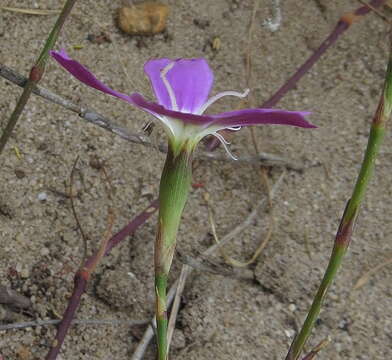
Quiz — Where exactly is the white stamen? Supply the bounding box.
[214,132,230,144]
[212,132,238,160]
[227,126,242,131]
[197,89,250,115]
[160,62,178,111]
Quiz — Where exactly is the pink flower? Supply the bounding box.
[50,49,315,155]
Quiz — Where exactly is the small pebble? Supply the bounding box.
[20,268,30,279]
[117,2,169,35]
[193,18,210,29]
[40,247,50,256]
[37,192,48,201]
[284,329,295,338]
[14,169,26,179]
[288,303,297,312]
[87,32,112,44]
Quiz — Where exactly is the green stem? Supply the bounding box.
[155,273,168,360]
[155,145,192,360]
[0,0,78,154]
[285,38,392,360]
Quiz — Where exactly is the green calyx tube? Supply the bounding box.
[154,143,193,360]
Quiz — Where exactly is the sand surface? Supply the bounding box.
[0,0,391,359]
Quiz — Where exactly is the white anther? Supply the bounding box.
[160,62,178,111]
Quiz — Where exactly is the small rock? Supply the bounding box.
[37,142,48,151]
[40,247,50,256]
[193,18,210,29]
[0,201,13,218]
[117,2,169,35]
[16,345,31,360]
[87,32,111,44]
[288,303,297,312]
[14,169,26,179]
[20,268,30,279]
[37,192,48,201]
[284,329,295,338]
[89,155,105,170]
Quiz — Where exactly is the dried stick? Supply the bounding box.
[166,265,190,351]
[206,191,275,268]
[0,285,31,309]
[44,199,159,360]
[0,63,154,149]
[353,253,392,290]
[264,0,385,108]
[69,156,89,265]
[0,318,149,331]
[0,0,78,154]
[285,27,392,360]
[357,0,391,22]
[131,172,285,360]
[205,0,387,151]
[301,338,330,360]
[131,281,179,360]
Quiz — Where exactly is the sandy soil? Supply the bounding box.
[1,0,391,359]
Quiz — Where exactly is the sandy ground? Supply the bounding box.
[0,0,391,359]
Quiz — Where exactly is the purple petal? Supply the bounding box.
[130,93,214,124]
[144,58,214,113]
[210,108,316,129]
[50,49,134,103]
[130,93,315,129]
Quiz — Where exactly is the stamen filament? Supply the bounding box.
[155,114,175,136]
[212,132,238,160]
[197,89,250,115]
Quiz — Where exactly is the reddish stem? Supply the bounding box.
[44,199,159,360]
[205,0,386,151]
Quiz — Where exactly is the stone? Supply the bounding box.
[117,2,169,35]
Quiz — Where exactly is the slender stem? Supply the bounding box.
[44,200,159,360]
[285,242,346,360]
[155,146,192,360]
[155,273,169,360]
[0,0,78,154]
[131,173,286,360]
[205,0,386,151]
[285,31,392,360]
[263,0,386,108]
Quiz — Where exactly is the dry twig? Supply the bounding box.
[0,286,31,309]
[301,338,330,360]
[167,265,190,351]
[205,190,275,267]
[0,318,149,331]
[0,7,60,15]
[353,254,392,290]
